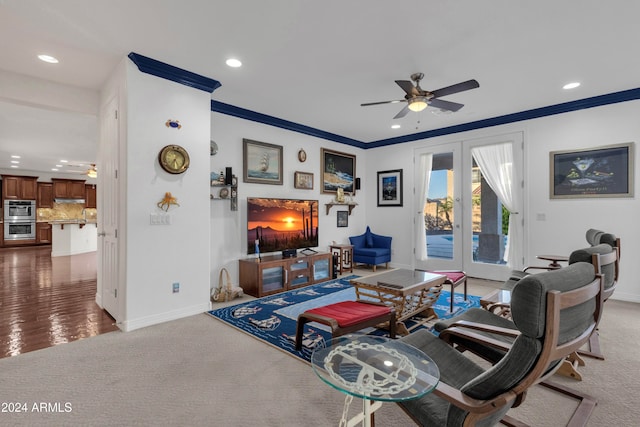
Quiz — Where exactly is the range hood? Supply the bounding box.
[54,198,86,204]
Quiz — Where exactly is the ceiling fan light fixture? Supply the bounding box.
[408,97,428,112]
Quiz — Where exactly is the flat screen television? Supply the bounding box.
[247,197,319,255]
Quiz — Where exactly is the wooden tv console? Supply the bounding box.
[239,252,333,298]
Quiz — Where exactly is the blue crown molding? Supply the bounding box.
[128,52,221,93]
[212,87,640,149]
[211,100,366,148]
[367,87,640,148]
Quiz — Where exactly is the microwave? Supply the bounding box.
[4,200,36,221]
[4,221,36,241]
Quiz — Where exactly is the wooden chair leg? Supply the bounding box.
[555,352,586,381]
[577,330,605,360]
[540,380,597,427]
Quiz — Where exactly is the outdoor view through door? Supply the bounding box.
[415,135,523,281]
[424,154,507,264]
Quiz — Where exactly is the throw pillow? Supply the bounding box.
[366,232,374,247]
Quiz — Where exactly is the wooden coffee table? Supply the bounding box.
[350,269,447,335]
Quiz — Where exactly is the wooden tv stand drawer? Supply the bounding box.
[239,252,332,298]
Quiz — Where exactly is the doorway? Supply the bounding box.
[414,133,524,281]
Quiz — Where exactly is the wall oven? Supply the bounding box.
[4,200,36,221]
[4,221,36,241]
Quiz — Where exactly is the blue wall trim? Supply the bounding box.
[212,87,640,149]
[367,87,640,148]
[211,100,366,148]
[128,52,222,93]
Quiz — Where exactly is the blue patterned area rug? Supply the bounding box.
[207,275,480,363]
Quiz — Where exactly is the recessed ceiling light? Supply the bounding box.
[226,58,242,68]
[38,54,59,64]
[60,159,68,163]
[10,165,18,168]
[51,168,59,171]
[563,82,581,90]
[11,160,19,164]
[56,164,63,168]
[391,124,401,129]
[11,155,21,159]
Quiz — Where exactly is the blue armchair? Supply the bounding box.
[349,226,392,272]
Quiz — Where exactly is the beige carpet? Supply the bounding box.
[0,277,638,426]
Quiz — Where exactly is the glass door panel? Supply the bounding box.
[415,145,462,272]
[414,133,523,281]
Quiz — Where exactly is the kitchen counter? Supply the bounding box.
[47,219,97,229]
[50,220,97,257]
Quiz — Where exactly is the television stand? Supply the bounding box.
[239,252,333,298]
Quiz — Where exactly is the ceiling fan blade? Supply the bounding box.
[393,104,411,119]
[429,98,465,112]
[395,80,418,96]
[430,79,479,98]
[361,99,406,107]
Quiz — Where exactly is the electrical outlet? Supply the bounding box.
[172,282,180,293]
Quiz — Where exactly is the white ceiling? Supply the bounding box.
[1,1,639,173]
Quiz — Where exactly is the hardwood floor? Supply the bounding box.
[0,245,119,359]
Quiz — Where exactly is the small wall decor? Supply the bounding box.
[294,171,314,189]
[157,192,179,211]
[337,210,349,227]
[158,144,190,174]
[243,138,283,185]
[165,119,182,129]
[377,169,403,206]
[550,142,634,199]
[298,148,307,162]
[321,148,356,194]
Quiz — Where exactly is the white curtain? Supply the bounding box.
[416,153,433,261]
[471,142,521,268]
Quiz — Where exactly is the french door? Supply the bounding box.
[414,133,523,281]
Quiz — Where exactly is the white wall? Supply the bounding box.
[121,60,212,330]
[364,100,640,302]
[210,113,367,282]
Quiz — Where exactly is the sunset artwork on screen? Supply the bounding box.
[247,198,319,254]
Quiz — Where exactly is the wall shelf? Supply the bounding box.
[325,202,358,215]
[210,178,237,211]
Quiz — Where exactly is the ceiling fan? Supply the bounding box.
[361,73,479,119]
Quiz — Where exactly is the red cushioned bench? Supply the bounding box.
[426,270,467,313]
[295,300,396,350]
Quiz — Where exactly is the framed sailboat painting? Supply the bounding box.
[243,139,283,185]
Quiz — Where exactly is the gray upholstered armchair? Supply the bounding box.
[398,263,603,426]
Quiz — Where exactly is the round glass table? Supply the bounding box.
[311,334,440,427]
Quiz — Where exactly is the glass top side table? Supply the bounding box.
[311,334,439,427]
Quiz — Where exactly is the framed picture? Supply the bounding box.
[336,211,349,227]
[550,142,634,199]
[377,169,403,206]
[294,171,314,189]
[321,148,356,194]
[243,138,283,185]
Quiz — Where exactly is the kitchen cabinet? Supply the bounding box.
[2,175,38,200]
[52,179,86,199]
[36,222,52,244]
[37,182,54,208]
[239,252,332,298]
[85,184,97,208]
